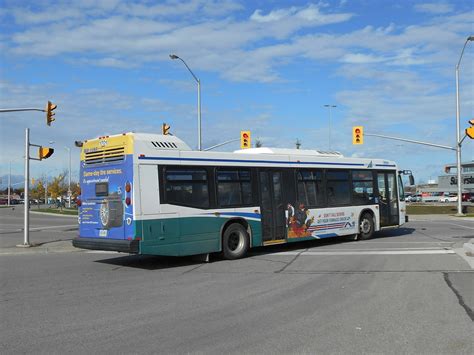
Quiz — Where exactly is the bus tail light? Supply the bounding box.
[125,197,131,205]
[125,182,131,192]
[76,199,82,207]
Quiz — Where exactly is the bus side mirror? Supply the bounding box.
[409,175,415,186]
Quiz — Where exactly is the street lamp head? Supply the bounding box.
[169,54,179,60]
[468,36,474,41]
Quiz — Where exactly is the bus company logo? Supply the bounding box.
[99,139,108,147]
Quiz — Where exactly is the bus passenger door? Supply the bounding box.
[259,170,286,243]
[377,172,399,227]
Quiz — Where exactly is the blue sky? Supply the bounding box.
[0,0,473,186]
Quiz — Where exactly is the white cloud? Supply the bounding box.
[414,2,453,14]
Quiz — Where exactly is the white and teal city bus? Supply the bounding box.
[73,132,412,259]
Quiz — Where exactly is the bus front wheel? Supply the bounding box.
[222,223,249,260]
[359,213,374,240]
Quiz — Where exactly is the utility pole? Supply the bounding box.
[324,104,337,150]
[8,161,11,206]
[65,147,71,208]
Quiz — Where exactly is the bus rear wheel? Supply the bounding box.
[359,213,374,240]
[222,223,249,260]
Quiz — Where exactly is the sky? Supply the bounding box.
[0,0,473,187]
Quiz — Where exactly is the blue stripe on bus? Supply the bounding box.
[138,156,366,167]
[205,212,261,219]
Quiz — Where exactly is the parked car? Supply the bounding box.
[462,193,472,202]
[406,194,421,202]
[440,193,458,203]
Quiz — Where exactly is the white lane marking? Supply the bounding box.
[310,247,451,251]
[355,241,452,244]
[258,250,455,256]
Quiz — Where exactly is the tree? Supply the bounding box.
[255,139,263,148]
[30,178,46,208]
[49,173,67,200]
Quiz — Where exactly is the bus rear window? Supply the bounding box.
[95,182,109,197]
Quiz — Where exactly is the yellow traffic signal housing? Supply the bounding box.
[240,130,251,149]
[46,101,57,126]
[352,126,364,145]
[39,147,54,160]
[162,123,170,135]
[466,119,474,139]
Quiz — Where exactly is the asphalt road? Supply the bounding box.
[0,207,473,354]
[0,206,77,248]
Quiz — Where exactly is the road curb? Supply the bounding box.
[0,240,81,255]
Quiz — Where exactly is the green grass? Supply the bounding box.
[33,208,78,216]
[407,204,474,215]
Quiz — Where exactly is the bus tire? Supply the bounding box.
[221,223,249,260]
[358,213,374,240]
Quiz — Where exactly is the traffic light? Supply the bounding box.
[352,126,364,145]
[46,101,57,126]
[38,147,54,160]
[240,130,251,149]
[465,119,474,139]
[162,123,170,135]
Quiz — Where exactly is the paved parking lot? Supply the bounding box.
[1,207,473,354]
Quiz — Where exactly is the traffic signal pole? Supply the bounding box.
[363,133,456,151]
[22,128,30,246]
[1,103,58,246]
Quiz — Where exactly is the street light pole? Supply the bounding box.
[324,104,337,150]
[65,147,71,208]
[455,36,473,216]
[169,54,202,150]
[8,161,11,206]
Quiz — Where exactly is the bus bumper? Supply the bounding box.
[73,237,139,254]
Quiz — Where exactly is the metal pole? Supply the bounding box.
[204,138,240,151]
[364,133,455,150]
[66,147,71,208]
[329,106,332,150]
[197,79,202,151]
[8,161,11,206]
[169,55,202,151]
[0,108,45,113]
[23,128,30,246]
[324,104,336,150]
[455,67,463,215]
[454,36,473,216]
[45,181,47,206]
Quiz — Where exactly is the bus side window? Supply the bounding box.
[352,170,375,205]
[216,169,253,207]
[326,170,350,206]
[164,168,210,208]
